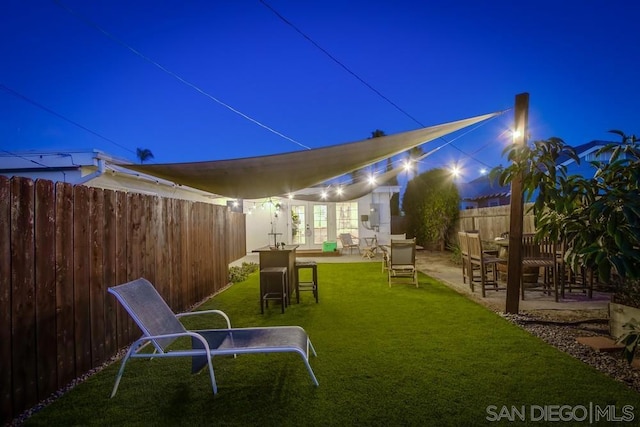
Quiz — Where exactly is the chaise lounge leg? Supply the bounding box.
[111,345,137,398]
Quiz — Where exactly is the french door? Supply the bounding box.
[290,203,328,249]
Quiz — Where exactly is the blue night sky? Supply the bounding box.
[2,0,639,182]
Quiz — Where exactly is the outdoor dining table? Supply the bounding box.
[491,237,545,285]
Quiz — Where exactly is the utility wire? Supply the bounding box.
[0,83,137,156]
[1,149,50,168]
[259,0,425,127]
[53,0,311,151]
[259,0,508,169]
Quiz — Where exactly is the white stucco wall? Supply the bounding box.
[243,186,399,253]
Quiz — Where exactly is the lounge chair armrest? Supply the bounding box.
[176,309,232,329]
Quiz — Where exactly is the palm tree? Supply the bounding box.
[370,129,386,138]
[136,148,154,164]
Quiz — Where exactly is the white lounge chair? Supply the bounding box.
[108,278,318,396]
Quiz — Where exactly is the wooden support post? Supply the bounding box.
[505,93,529,314]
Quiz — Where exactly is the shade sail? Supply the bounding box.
[291,167,403,202]
[125,111,502,199]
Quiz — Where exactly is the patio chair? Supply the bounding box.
[457,231,471,288]
[388,238,418,287]
[521,233,559,301]
[380,234,406,272]
[361,235,378,259]
[338,233,360,254]
[108,278,319,396]
[467,232,502,297]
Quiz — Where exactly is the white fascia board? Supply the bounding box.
[0,149,131,170]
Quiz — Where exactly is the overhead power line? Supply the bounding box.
[0,83,136,155]
[259,0,426,127]
[53,0,311,151]
[259,0,506,169]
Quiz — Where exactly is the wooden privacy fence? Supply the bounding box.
[454,203,535,243]
[0,176,246,423]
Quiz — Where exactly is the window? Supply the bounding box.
[336,202,359,238]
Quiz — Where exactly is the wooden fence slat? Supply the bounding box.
[126,193,142,342]
[179,200,190,312]
[169,198,180,309]
[34,180,58,398]
[155,197,168,302]
[55,182,75,389]
[114,191,129,349]
[102,190,117,358]
[89,188,105,367]
[216,207,226,293]
[73,185,92,375]
[0,176,12,421]
[144,196,157,287]
[10,177,38,414]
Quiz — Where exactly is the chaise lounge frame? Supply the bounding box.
[108,278,318,396]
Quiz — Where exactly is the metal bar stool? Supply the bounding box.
[294,261,318,303]
[260,266,288,313]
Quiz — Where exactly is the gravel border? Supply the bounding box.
[500,312,640,394]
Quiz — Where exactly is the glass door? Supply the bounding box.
[291,204,309,247]
[312,204,328,246]
[291,203,329,249]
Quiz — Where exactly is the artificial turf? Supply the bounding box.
[24,262,640,426]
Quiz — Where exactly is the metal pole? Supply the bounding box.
[505,93,529,314]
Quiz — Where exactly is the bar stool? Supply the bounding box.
[294,261,318,303]
[260,267,288,314]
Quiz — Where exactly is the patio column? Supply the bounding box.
[505,92,529,314]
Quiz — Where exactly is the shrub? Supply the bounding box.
[403,168,460,249]
[228,262,259,283]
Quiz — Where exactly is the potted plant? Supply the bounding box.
[618,318,640,364]
[611,278,640,341]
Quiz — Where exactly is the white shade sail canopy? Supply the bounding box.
[125,111,502,200]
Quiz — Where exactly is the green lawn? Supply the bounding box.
[25,263,640,426]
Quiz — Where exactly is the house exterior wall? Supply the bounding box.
[242,187,399,253]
